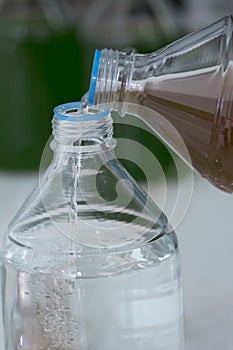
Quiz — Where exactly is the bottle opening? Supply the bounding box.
[53,101,109,122]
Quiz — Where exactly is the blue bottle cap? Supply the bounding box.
[53,101,109,122]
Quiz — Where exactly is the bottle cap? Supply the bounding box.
[53,101,108,121]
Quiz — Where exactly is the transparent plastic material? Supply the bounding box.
[0,103,183,349]
[87,15,233,193]
[78,0,185,182]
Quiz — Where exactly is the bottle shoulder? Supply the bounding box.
[4,152,170,246]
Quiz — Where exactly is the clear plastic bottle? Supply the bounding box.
[87,15,233,193]
[77,0,185,183]
[0,102,183,349]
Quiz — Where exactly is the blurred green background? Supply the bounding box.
[0,0,232,177]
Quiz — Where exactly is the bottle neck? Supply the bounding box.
[90,49,135,106]
[89,48,158,114]
[51,103,115,154]
[89,16,233,110]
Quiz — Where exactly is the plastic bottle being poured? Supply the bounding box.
[86,15,233,193]
[0,102,183,349]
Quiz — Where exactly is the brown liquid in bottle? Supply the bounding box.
[123,64,233,193]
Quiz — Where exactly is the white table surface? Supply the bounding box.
[1,170,233,349]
